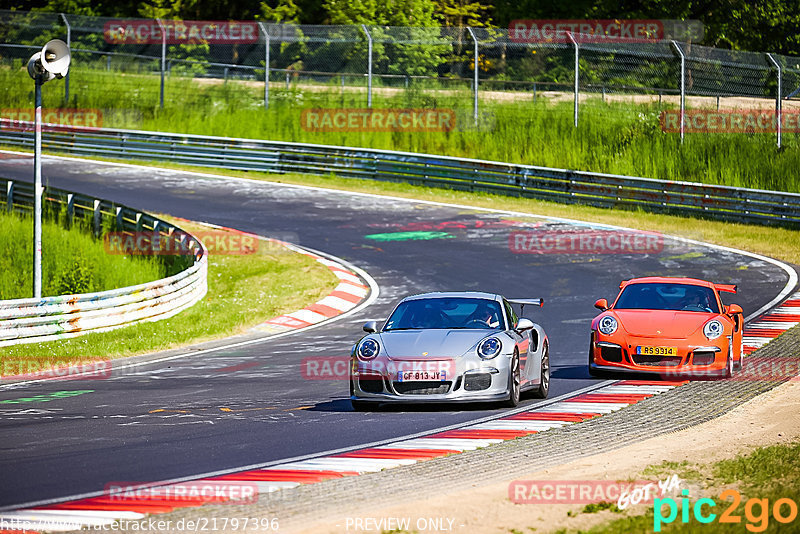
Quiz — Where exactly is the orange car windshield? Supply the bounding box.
[614,283,719,313]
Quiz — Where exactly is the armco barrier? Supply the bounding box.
[0,120,799,227]
[0,178,207,347]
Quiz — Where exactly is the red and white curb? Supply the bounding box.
[251,243,369,335]
[743,290,800,355]
[3,295,799,532]
[170,219,371,335]
[0,381,686,532]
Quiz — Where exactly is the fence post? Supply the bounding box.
[156,19,166,108]
[60,13,71,103]
[766,53,782,149]
[671,40,686,144]
[361,24,373,108]
[568,32,579,128]
[466,27,479,126]
[258,22,270,110]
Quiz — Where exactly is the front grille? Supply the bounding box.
[599,345,623,363]
[393,381,451,395]
[358,374,384,393]
[692,352,716,366]
[631,354,682,367]
[464,373,492,391]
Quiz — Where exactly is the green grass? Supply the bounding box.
[0,219,339,372]
[551,442,800,534]
[1,64,798,192]
[0,209,166,299]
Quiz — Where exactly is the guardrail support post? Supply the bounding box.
[93,199,101,236]
[60,13,71,103]
[568,32,579,128]
[467,27,480,126]
[66,193,74,227]
[115,206,123,230]
[671,40,686,144]
[258,22,270,110]
[361,24,373,108]
[766,53,782,149]
[157,19,166,109]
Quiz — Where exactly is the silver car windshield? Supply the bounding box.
[383,298,504,331]
[615,283,720,313]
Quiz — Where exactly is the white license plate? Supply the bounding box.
[398,370,446,382]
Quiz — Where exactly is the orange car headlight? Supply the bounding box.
[703,319,724,340]
[598,316,618,335]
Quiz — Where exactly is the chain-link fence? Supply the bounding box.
[1,10,798,146]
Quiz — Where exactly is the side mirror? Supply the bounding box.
[594,298,609,311]
[515,318,535,331]
[362,320,378,333]
[726,304,743,315]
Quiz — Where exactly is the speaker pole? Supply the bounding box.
[33,73,43,299]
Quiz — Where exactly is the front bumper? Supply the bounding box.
[589,333,731,378]
[350,355,512,404]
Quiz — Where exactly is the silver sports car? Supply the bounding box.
[349,292,550,410]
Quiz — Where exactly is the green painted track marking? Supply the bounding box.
[365,231,455,242]
[0,390,94,404]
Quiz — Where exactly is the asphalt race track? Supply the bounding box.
[0,153,794,509]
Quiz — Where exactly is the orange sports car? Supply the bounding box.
[589,277,744,378]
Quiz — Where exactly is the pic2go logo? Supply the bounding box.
[654,489,799,532]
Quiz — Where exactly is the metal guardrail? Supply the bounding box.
[0,177,208,347]
[0,119,798,227]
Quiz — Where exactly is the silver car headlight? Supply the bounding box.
[598,315,618,335]
[703,319,724,340]
[358,338,380,359]
[478,337,502,359]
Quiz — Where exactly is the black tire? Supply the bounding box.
[502,351,521,408]
[724,345,734,379]
[532,343,550,399]
[588,345,602,378]
[349,378,372,411]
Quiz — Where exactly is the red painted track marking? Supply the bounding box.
[430,429,536,439]
[333,448,455,460]
[503,412,599,421]
[208,469,358,482]
[569,393,653,403]
[306,303,340,317]
[617,380,688,386]
[329,291,363,304]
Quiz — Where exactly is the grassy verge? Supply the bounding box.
[0,219,339,374]
[552,442,800,534]
[1,65,798,192]
[0,209,166,299]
